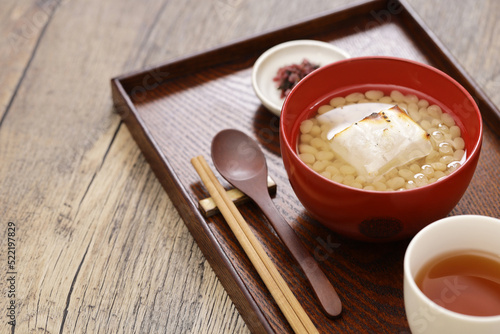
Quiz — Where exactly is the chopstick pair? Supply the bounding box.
[191,155,319,334]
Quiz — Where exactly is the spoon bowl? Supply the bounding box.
[212,131,267,183]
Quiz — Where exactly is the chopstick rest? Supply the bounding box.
[198,176,277,217]
[191,155,319,334]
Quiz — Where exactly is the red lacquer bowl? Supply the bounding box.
[280,57,482,241]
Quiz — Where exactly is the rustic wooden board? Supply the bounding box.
[111,0,500,332]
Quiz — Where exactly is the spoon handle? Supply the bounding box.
[253,196,342,318]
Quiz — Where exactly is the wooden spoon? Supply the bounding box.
[211,129,342,317]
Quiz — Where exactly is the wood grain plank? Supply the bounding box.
[57,128,247,333]
[0,0,59,121]
[0,0,249,332]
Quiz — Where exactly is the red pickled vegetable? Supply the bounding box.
[273,59,320,98]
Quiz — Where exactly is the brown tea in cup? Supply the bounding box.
[415,249,500,317]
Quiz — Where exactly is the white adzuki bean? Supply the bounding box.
[438,142,454,155]
[427,105,443,118]
[300,134,313,144]
[420,119,431,131]
[419,107,430,118]
[439,155,455,164]
[409,163,421,174]
[454,149,465,161]
[409,109,421,122]
[407,103,418,114]
[447,161,461,173]
[387,176,405,189]
[351,182,363,189]
[316,150,334,161]
[390,90,405,102]
[299,153,315,164]
[332,174,343,183]
[406,180,417,189]
[431,162,447,172]
[318,105,333,115]
[398,169,414,181]
[434,171,446,179]
[310,125,321,136]
[340,165,356,175]
[320,124,331,132]
[321,171,332,179]
[421,165,435,177]
[330,96,346,107]
[386,168,398,179]
[450,125,461,138]
[343,175,355,184]
[417,99,429,108]
[355,175,367,184]
[414,173,429,187]
[431,130,445,142]
[373,181,387,191]
[404,94,419,104]
[332,159,343,168]
[326,165,339,174]
[441,113,456,127]
[425,150,440,163]
[438,123,449,133]
[310,137,326,150]
[430,137,439,150]
[398,102,408,111]
[298,144,317,155]
[431,118,441,128]
[453,137,465,150]
[300,120,314,134]
[312,161,328,173]
[365,90,384,100]
[345,92,365,103]
[379,96,393,104]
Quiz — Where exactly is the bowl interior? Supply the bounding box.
[281,57,482,184]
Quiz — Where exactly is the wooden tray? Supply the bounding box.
[111,0,500,332]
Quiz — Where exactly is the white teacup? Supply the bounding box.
[404,215,500,334]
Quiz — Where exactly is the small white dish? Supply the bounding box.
[251,40,350,116]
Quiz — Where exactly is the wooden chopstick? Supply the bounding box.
[191,155,319,334]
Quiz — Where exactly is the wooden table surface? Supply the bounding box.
[1,0,498,333]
